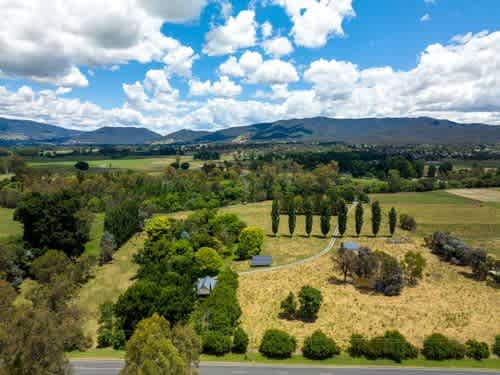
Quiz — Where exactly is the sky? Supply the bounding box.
[0,0,499,134]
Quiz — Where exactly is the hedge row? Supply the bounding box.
[253,330,498,362]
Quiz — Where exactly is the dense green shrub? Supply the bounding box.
[302,330,340,360]
[298,286,322,321]
[194,247,223,276]
[236,227,264,260]
[279,292,297,320]
[259,329,297,359]
[104,200,141,247]
[373,252,404,296]
[493,335,500,357]
[466,339,490,360]
[422,333,465,360]
[367,331,418,363]
[112,329,126,350]
[401,251,426,286]
[30,250,71,283]
[399,214,417,232]
[232,327,249,354]
[97,328,113,348]
[348,334,369,357]
[202,331,231,356]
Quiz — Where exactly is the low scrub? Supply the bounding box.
[348,331,418,363]
[421,333,465,360]
[302,330,340,360]
[259,329,297,359]
[465,339,490,360]
[202,331,231,356]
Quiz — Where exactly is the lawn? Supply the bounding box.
[75,233,144,343]
[28,155,226,171]
[371,190,500,258]
[0,207,22,238]
[83,213,105,257]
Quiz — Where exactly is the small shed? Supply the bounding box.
[341,241,360,251]
[250,255,272,267]
[196,276,217,296]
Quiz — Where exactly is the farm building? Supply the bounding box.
[196,276,217,296]
[251,255,272,267]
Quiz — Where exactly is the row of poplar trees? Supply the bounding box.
[271,199,398,238]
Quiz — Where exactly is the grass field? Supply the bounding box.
[28,156,204,171]
[371,190,500,258]
[237,190,500,351]
[447,188,500,203]
[83,213,105,257]
[0,207,22,238]
[75,233,144,342]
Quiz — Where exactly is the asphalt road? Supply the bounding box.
[71,360,500,375]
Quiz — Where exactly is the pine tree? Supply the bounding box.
[389,207,397,237]
[355,203,364,237]
[271,199,280,237]
[304,197,313,237]
[320,198,331,238]
[371,201,382,237]
[337,199,348,237]
[288,197,296,237]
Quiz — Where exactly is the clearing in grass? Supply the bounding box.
[0,207,22,238]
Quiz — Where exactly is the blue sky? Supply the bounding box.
[0,0,499,133]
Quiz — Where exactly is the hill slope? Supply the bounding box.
[69,126,162,145]
[0,117,80,142]
[165,117,500,145]
[0,117,162,145]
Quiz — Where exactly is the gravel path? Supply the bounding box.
[239,201,357,276]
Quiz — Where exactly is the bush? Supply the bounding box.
[202,331,231,356]
[99,231,117,265]
[194,247,223,276]
[279,292,297,320]
[373,252,404,296]
[493,335,500,357]
[298,286,322,321]
[422,333,465,360]
[97,328,113,348]
[348,334,369,358]
[365,331,418,363]
[232,327,249,354]
[466,339,490,360]
[112,329,126,350]
[302,330,340,360]
[236,227,264,260]
[399,214,417,232]
[104,200,141,247]
[401,251,426,286]
[259,329,297,359]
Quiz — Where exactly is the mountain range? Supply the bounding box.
[1,116,500,146]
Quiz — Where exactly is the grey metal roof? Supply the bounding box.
[251,255,272,266]
[196,276,217,293]
[341,242,360,251]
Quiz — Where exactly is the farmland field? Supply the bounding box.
[0,207,22,238]
[370,190,500,258]
[28,156,204,171]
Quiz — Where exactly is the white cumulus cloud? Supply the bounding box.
[262,37,294,57]
[203,10,258,56]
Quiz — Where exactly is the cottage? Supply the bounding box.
[250,255,272,267]
[196,276,217,296]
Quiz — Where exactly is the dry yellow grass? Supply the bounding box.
[238,235,500,350]
[75,233,144,343]
[447,188,500,202]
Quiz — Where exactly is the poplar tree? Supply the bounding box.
[288,197,296,237]
[304,198,313,237]
[355,202,364,237]
[389,207,397,237]
[337,199,348,237]
[271,199,280,237]
[320,198,331,238]
[371,201,382,237]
